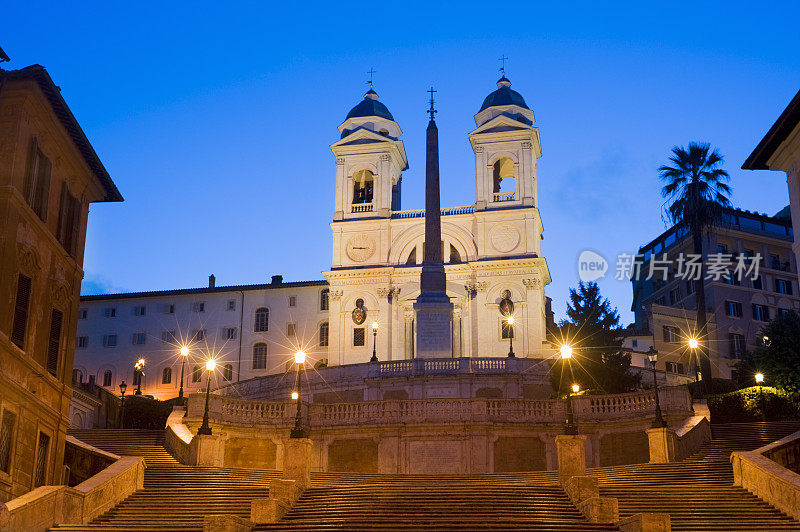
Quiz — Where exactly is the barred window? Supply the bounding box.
[353,328,365,347]
[319,322,329,347]
[223,364,233,381]
[320,289,329,311]
[253,343,267,370]
[254,308,269,332]
[192,365,202,383]
[162,367,172,384]
[0,409,17,474]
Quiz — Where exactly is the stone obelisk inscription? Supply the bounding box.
[414,88,453,358]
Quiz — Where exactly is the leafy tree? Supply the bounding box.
[751,311,800,393]
[659,142,731,392]
[551,282,639,394]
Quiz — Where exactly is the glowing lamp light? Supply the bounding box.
[571,384,580,393]
[372,321,379,330]
[507,316,515,325]
[755,373,764,384]
[291,390,299,400]
[294,350,306,365]
[206,359,216,372]
[180,346,189,357]
[688,338,699,349]
[137,358,145,367]
[560,345,573,359]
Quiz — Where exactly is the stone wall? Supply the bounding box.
[62,436,118,487]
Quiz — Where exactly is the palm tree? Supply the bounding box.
[659,142,732,393]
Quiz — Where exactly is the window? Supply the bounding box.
[669,287,681,305]
[161,330,176,343]
[165,304,175,314]
[725,301,742,318]
[102,370,112,387]
[287,323,297,337]
[352,169,375,204]
[779,308,793,318]
[192,329,205,342]
[319,322,329,347]
[320,289,329,311]
[192,301,205,313]
[723,275,741,286]
[223,364,233,381]
[753,276,763,290]
[57,182,81,257]
[776,279,793,295]
[103,334,117,347]
[353,327,366,346]
[632,339,638,348]
[78,309,88,319]
[33,432,50,487]
[227,299,236,311]
[289,296,297,307]
[132,332,147,345]
[223,327,237,340]
[501,318,515,339]
[72,369,83,383]
[449,244,461,263]
[0,409,17,474]
[253,343,267,370]
[770,254,781,270]
[133,305,146,316]
[254,307,269,332]
[662,325,680,343]
[191,365,202,383]
[161,367,172,384]
[24,138,52,221]
[104,307,117,318]
[686,280,696,295]
[665,362,685,374]
[729,333,745,358]
[752,304,770,322]
[11,274,32,349]
[44,309,63,376]
[77,336,88,348]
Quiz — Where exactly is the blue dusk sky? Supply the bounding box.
[3,1,800,324]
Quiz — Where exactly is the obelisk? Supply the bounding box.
[414,88,454,358]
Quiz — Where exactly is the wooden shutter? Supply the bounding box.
[57,182,69,247]
[46,309,63,376]
[23,138,38,205]
[33,154,51,220]
[11,274,32,348]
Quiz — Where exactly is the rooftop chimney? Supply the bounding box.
[271,275,283,285]
[208,274,215,288]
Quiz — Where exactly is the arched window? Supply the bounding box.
[223,364,233,381]
[254,307,269,332]
[72,369,83,383]
[102,370,112,387]
[253,343,267,370]
[405,247,416,265]
[352,169,374,204]
[162,367,172,384]
[320,289,329,311]
[191,365,202,383]
[319,322,329,347]
[492,157,515,197]
[449,244,461,263]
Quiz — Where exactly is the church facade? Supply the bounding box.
[73,76,552,399]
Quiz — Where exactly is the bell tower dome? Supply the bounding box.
[331,88,408,221]
[468,75,541,211]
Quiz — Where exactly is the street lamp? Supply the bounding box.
[648,346,667,428]
[560,345,573,359]
[290,350,309,439]
[755,372,765,420]
[506,316,516,358]
[197,358,216,436]
[564,382,579,435]
[370,322,379,362]
[687,338,701,384]
[178,346,189,405]
[118,381,127,428]
[134,358,145,395]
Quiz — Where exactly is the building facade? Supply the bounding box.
[631,208,798,380]
[74,75,553,399]
[0,64,122,502]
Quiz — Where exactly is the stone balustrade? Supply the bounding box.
[572,387,690,420]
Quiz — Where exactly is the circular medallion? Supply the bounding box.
[490,224,520,253]
[352,306,367,325]
[499,298,515,316]
[346,233,376,262]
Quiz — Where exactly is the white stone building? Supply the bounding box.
[74,75,552,399]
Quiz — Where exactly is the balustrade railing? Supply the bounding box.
[493,192,516,202]
[391,205,475,219]
[351,203,373,213]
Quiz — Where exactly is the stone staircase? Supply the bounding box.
[51,423,800,531]
[595,421,800,531]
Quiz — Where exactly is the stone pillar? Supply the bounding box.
[556,434,587,485]
[647,427,677,463]
[193,434,224,467]
[283,438,313,491]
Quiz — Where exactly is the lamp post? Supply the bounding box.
[648,346,667,428]
[755,372,765,420]
[197,358,216,436]
[564,383,579,435]
[178,346,189,405]
[688,338,701,384]
[506,316,516,358]
[134,358,145,395]
[118,381,127,428]
[370,322,379,362]
[290,350,309,439]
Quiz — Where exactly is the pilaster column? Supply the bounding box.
[334,158,345,220]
